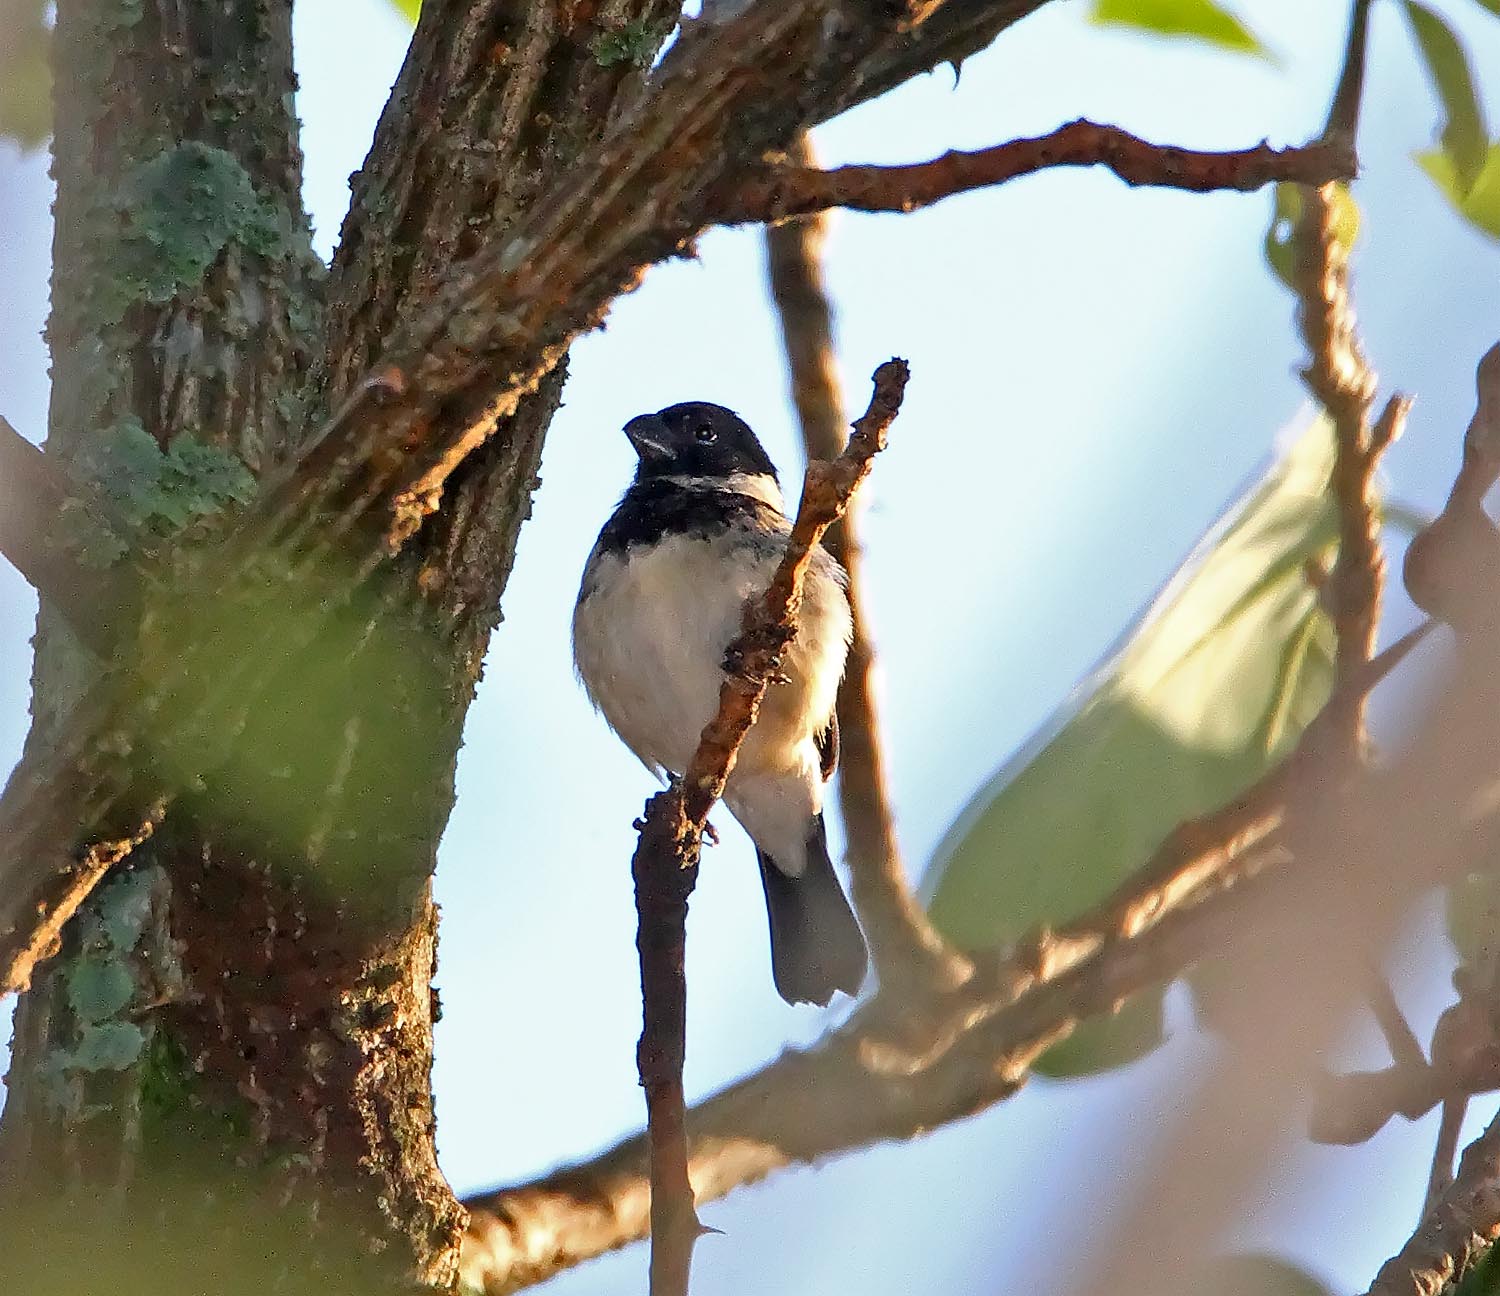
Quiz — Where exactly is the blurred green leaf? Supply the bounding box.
[925,419,1341,1075]
[1264,183,1361,287]
[1446,866,1500,964]
[1454,1239,1500,1295]
[0,0,52,150]
[1209,1255,1335,1296]
[1418,141,1500,239]
[1088,0,1268,57]
[1031,995,1166,1076]
[1403,1,1489,188]
[1471,0,1500,16]
[391,0,421,20]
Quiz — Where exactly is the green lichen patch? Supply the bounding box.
[66,956,136,1024]
[62,417,257,565]
[591,17,660,68]
[113,142,285,311]
[63,1020,148,1071]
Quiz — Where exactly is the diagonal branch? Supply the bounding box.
[764,137,968,994]
[459,616,1430,1294]
[631,360,908,1296]
[0,0,1068,1002]
[0,416,133,652]
[1364,1108,1500,1296]
[726,123,1355,224]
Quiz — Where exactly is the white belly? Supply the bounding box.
[573,530,851,865]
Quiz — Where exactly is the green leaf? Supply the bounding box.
[1033,997,1166,1077]
[1403,1,1489,188]
[1208,1255,1334,1296]
[1470,0,1500,17]
[1264,183,1361,287]
[390,0,420,19]
[1453,1238,1500,1296]
[1446,867,1500,964]
[925,420,1341,1075]
[0,1,51,149]
[1089,0,1269,58]
[1418,141,1500,240]
[66,958,136,1024]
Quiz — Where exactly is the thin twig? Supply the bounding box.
[764,137,967,994]
[461,772,1293,1293]
[630,360,908,1296]
[1324,0,1374,146]
[1369,975,1428,1073]
[724,122,1354,225]
[1426,1097,1468,1217]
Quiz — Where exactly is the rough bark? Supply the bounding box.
[0,1,466,1289]
[0,0,710,1288]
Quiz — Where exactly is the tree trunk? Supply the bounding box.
[0,0,689,1289]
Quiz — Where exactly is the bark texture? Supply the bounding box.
[0,1,463,1288]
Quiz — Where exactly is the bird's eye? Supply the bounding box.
[694,425,717,444]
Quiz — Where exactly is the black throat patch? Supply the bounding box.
[593,478,785,555]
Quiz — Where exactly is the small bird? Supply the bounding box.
[573,401,868,1005]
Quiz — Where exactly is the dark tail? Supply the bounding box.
[757,816,867,1006]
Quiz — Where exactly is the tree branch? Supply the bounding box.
[0,416,133,652]
[460,769,1294,1291]
[630,360,907,1295]
[764,137,968,994]
[1290,181,1402,759]
[1364,1109,1500,1296]
[458,556,1441,1293]
[726,123,1355,224]
[0,0,1067,1002]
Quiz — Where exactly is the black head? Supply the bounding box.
[623,402,778,483]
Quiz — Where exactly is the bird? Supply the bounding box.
[573,400,868,1006]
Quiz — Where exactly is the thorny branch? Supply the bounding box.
[765,137,967,995]
[727,123,1355,225]
[629,360,907,1296]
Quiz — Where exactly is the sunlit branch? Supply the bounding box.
[459,572,1444,1294]
[723,122,1355,225]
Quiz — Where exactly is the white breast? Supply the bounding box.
[573,518,852,865]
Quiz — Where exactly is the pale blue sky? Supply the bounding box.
[3,1,1500,1292]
